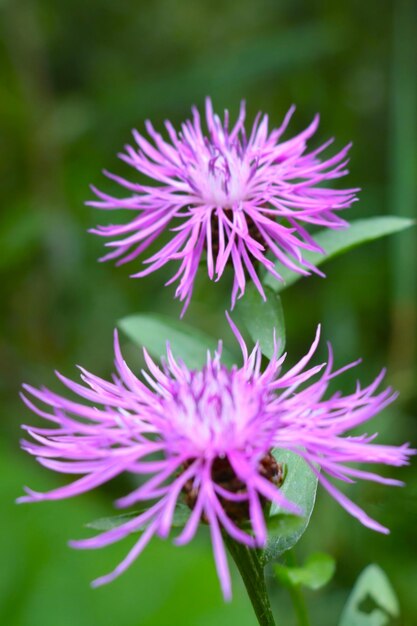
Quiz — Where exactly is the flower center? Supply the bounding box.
[190,145,252,207]
[182,452,283,523]
[209,208,266,258]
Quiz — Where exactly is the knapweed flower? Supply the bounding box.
[89,99,358,314]
[18,319,412,599]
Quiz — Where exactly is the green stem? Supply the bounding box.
[224,536,276,626]
[388,0,417,390]
[284,552,311,626]
[287,584,311,626]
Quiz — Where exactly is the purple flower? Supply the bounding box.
[18,320,412,599]
[89,99,358,314]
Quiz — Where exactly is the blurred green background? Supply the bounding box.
[1,0,416,624]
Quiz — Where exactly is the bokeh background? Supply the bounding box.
[1,0,416,624]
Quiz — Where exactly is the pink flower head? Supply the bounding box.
[89,99,358,314]
[18,319,412,599]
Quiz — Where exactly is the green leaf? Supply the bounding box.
[265,513,304,536]
[262,449,318,564]
[236,284,286,358]
[275,552,336,590]
[118,313,236,369]
[264,216,415,293]
[86,501,190,532]
[339,565,400,626]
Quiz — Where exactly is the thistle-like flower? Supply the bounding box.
[89,99,358,314]
[18,320,412,599]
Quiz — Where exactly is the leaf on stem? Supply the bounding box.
[236,284,286,358]
[339,564,400,626]
[118,313,237,369]
[275,552,335,590]
[264,216,415,293]
[262,449,318,564]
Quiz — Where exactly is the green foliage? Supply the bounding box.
[262,450,318,564]
[264,216,415,293]
[275,552,336,590]
[265,514,303,535]
[237,285,286,358]
[118,313,237,369]
[339,565,400,626]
